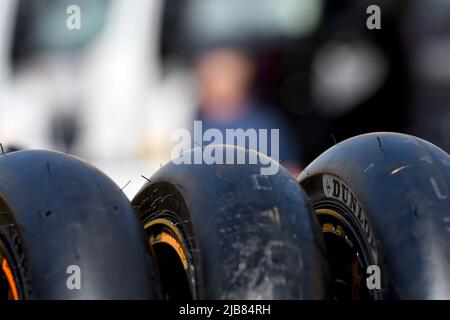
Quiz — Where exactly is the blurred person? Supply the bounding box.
[194,46,302,176]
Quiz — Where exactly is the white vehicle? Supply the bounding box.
[0,0,195,197]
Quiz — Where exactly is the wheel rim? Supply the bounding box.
[144,216,194,300]
[0,250,19,300]
[316,207,377,300]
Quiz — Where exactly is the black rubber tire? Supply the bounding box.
[0,150,161,299]
[132,145,330,300]
[299,132,450,299]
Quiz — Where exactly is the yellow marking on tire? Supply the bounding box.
[144,218,185,245]
[151,231,189,270]
[322,223,335,233]
[317,209,347,238]
[316,208,344,220]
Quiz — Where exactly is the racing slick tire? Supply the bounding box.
[298,132,450,299]
[132,145,330,300]
[0,150,161,299]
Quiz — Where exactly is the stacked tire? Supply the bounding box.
[0,150,160,299]
[132,146,330,299]
[299,133,450,299]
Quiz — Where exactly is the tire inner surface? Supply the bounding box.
[314,199,379,300]
[137,184,197,300]
[0,200,25,300]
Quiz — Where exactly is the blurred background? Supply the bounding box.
[0,0,449,197]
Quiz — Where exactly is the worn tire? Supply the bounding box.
[299,132,450,299]
[0,150,161,299]
[132,145,330,299]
